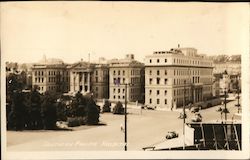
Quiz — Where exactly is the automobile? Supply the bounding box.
[146,105,156,110]
[165,131,179,139]
[191,113,202,122]
[191,106,200,113]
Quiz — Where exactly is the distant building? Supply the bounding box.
[212,74,221,97]
[144,47,214,110]
[219,70,241,94]
[213,62,241,75]
[109,54,144,103]
[31,57,70,93]
[68,60,109,100]
[220,70,230,94]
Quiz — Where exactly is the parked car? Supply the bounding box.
[191,106,200,113]
[166,131,178,139]
[191,113,202,122]
[146,105,155,110]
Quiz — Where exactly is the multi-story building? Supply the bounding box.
[31,57,70,93]
[68,60,109,100]
[109,54,144,103]
[144,47,214,110]
[212,74,221,98]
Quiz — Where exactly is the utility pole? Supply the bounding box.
[124,83,128,151]
[235,75,240,113]
[224,89,227,122]
[183,80,186,149]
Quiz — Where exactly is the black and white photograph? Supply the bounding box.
[1,1,249,159]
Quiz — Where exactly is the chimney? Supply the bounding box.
[178,44,180,48]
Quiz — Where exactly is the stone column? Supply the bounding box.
[193,89,196,103]
[87,72,90,92]
[82,72,85,92]
[76,72,79,91]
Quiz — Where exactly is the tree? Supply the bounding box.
[7,91,27,130]
[85,98,100,125]
[112,101,124,114]
[41,92,57,129]
[29,88,42,129]
[55,100,67,121]
[102,99,111,112]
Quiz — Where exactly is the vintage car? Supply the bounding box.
[191,113,202,122]
[165,131,179,139]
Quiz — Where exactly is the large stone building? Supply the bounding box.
[144,47,214,110]
[31,57,70,93]
[68,60,109,100]
[108,54,144,103]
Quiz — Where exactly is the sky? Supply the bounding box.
[1,2,249,63]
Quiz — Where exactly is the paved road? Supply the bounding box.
[7,99,241,151]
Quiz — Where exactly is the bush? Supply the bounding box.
[85,99,100,125]
[102,99,111,112]
[112,101,124,114]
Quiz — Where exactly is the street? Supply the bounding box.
[7,99,241,151]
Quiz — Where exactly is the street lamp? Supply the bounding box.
[114,78,129,151]
[183,80,186,149]
[124,83,128,151]
[223,88,229,123]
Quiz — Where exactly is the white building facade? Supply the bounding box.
[144,47,214,110]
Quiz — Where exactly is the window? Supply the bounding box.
[118,96,120,99]
[149,78,152,84]
[174,79,175,85]
[157,70,160,75]
[123,70,125,75]
[96,77,98,82]
[113,95,116,99]
[174,70,175,75]
[174,90,176,96]
[113,70,116,75]
[149,70,152,75]
[157,90,160,95]
[165,90,167,95]
[157,78,160,84]
[113,78,116,84]
[123,96,125,99]
[165,78,168,84]
[113,88,116,93]
[118,70,120,75]
[149,59,152,63]
[165,70,167,75]
[157,99,160,104]
[96,87,98,91]
[165,99,167,104]
[165,59,167,63]
[118,89,120,93]
[123,89,125,93]
[123,78,125,83]
[157,59,160,63]
[149,99,152,104]
[96,71,98,75]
